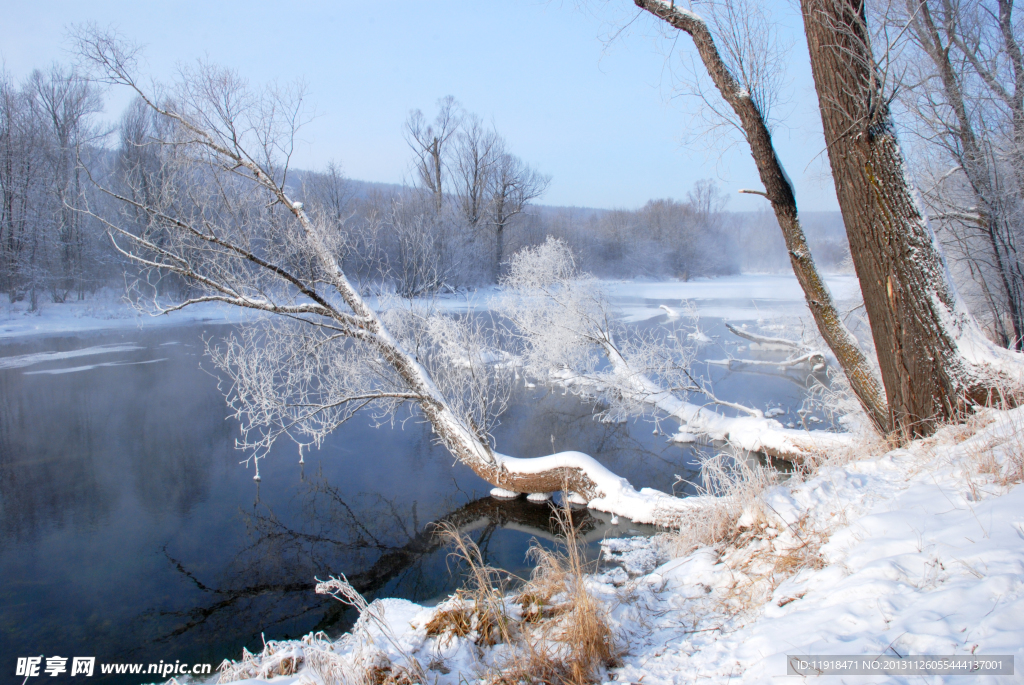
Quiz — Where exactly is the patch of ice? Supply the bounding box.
[23,358,168,375]
[0,343,144,370]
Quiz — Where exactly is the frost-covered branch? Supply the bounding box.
[498,238,853,463]
[71,28,731,525]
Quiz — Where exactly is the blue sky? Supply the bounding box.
[1,0,840,211]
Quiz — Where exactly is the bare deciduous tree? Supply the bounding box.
[74,29,710,526]
[489,149,549,280]
[405,96,460,214]
[891,0,1024,350]
[452,113,499,229]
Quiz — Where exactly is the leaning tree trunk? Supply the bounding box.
[800,0,1022,437]
[635,0,890,433]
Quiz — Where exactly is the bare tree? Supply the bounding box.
[74,29,709,526]
[302,160,352,228]
[0,71,42,304]
[891,0,1024,350]
[489,149,549,280]
[452,113,499,228]
[29,65,103,302]
[405,96,460,214]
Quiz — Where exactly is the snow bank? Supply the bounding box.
[607,408,1024,684]
[0,296,250,340]
[209,408,1024,685]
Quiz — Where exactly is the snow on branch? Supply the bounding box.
[497,238,853,463]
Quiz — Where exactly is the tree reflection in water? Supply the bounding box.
[150,464,650,649]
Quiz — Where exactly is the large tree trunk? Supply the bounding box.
[635,0,891,434]
[800,0,1023,436]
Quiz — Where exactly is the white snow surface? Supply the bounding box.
[0,294,253,340]
[208,408,1024,685]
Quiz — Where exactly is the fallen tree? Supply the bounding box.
[497,238,856,463]
[74,30,724,526]
[709,323,827,372]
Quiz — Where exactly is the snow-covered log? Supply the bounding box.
[709,323,827,372]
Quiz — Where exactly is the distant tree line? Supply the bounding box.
[1,70,847,309]
[0,66,113,307]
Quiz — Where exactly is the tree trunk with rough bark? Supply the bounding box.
[800,0,1022,436]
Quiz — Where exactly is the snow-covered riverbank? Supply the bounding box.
[0,291,254,340]
[207,407,1023,685]
[0,274,861,341]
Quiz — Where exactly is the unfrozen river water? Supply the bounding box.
[0,275,861,683]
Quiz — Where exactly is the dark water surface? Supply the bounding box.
[0,312,827,683]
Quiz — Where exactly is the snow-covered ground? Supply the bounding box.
[208,408,1023,685]
[0,291,254,340]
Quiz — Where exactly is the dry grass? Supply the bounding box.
[433,502,616,685]
[664,445,839,618]
[513,506,616,684]
[216,638,303,682]
[428,521,518,648]
[668,450,782,556]
[715,513,830,613]
[958,410,1024,498]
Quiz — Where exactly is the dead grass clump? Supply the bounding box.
[364,661,422,685]
[217,638,303,682]
[715,514,830,615]
[959,411,1024,494]
[424,600,473,643]
[436,502,616,685]
[431,522,518,647]
[502,506,615,685]
[669,450,781,556]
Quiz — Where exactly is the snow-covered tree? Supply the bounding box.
[497,237,854,461]
[73,29,709,526]
[634,0,891,434]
